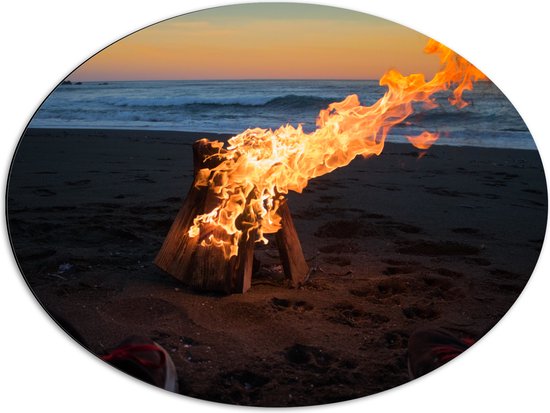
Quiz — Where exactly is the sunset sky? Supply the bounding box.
[69,3,440,81]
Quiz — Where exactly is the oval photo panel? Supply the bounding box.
[6,2,546,407]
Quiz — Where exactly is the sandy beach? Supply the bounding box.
[6,127,547,406]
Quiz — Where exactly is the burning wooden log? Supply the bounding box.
[155,139,308,294]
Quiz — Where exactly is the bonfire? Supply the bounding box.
[155,39,487,293]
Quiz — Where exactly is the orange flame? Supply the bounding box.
[189,39,487,257]
[406,131,440,150]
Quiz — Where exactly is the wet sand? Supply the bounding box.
[6,128,547,406]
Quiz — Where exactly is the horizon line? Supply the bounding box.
[64,77,383,83]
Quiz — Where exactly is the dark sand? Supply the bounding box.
[6,128,547,406]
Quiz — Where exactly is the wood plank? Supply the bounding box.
[275,200,309,287]
[154,140,225,285]
[155,139,257,293]
[154,181,206,281]
[229,226,256,293]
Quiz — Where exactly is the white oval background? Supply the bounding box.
[1,1,548,412]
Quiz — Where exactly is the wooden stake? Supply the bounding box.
[275,200,309,287]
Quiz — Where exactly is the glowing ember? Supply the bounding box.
[188,39,487,258]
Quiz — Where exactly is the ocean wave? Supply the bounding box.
[99,94,338,111]
[407,109,481,123]
[189,94,337,110]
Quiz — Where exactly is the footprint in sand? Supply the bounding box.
[326,302,389,328]
[285,343,336,367]
[489,268,522,279]
[270,297,313,313]
[163,196,182,203]
[64,179,91,186]
[33,171,57,175]
[435,267,466,277]
[422,275,464,300]
[375,279,409,298]
[32,188,56,197]
[212,369,271,404]
[134,175,156,183]
[319,242,360,254]
[396,239,481,256]
[382,266,417,276]
[318,195,339,204]
[402,303,440,320]
[383,330,409,350]
[451,227,480,235]
[322,255,351,266]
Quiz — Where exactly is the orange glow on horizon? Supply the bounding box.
[69,6,440,81]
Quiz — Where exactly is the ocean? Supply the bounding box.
[30,79,535,150]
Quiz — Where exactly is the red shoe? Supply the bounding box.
[101,336,178,392]
[407,328,475,379]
